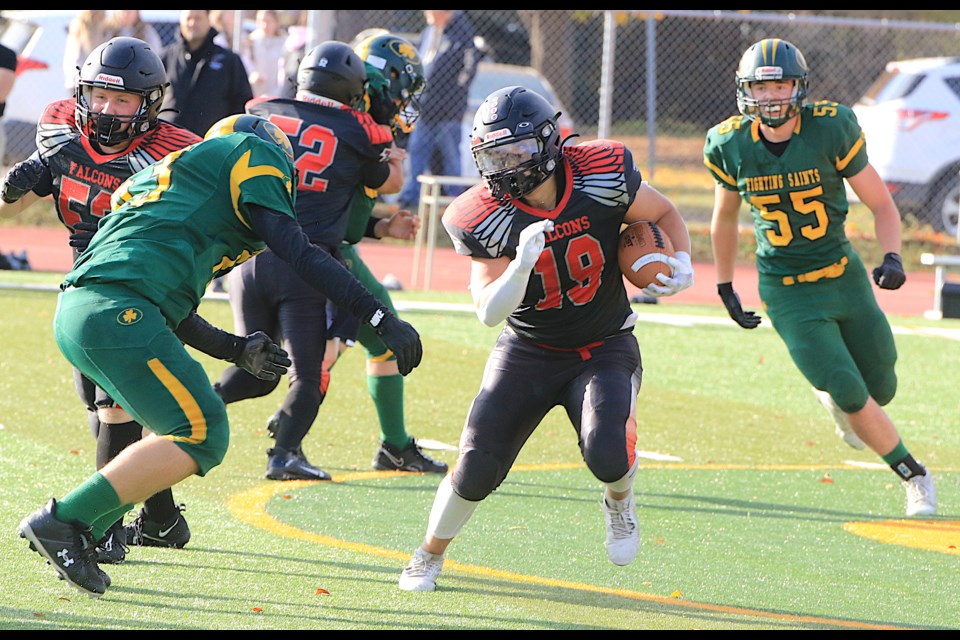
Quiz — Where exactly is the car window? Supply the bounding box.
[469,67,555,104]
[944,76,960,99]
[859,70,924,105]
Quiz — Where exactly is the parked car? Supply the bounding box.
[459,61,575,178]
[852,56,960,236]
[0,10,182,167]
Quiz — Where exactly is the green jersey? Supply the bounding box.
[703,101,869,277]
[344,64,393,245]
[64,133,296,327]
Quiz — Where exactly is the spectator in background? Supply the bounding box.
[159,9,253,137]
[105,10,164,54]
[63,10,110,96]
[247,10,287,97]
[279,11,309,99]
[396,10,479,211]
[0,42,16,169]
[210,9,252,70]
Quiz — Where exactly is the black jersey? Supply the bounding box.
[443,140,642,348]
[246,96,392,248]
[32,99,200,237]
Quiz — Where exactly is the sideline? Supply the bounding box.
[226,463,957,630]
[4,282,960,342]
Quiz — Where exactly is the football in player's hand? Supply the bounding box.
[618,221,675,289]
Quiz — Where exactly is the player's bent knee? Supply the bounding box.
[97,406,134,424]
[867,370,897,407]
[451,448,504,501]
[581,429,631,484]
[822,370,869,414]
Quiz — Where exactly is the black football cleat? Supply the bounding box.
[265,446,332,481]
[96,518,128,564]
[372,438,449,474]
[125,503,191,548]
[19,499,109,597]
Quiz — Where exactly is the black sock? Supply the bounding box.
[96,421,142,469]
[143,489,178,523]
[889,454,926,481]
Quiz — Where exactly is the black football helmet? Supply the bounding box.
[736,38,809,127]
[353,33,426,133]
[204,114,295,166]
[296,41,367,109]
[470,86,563,202]
[75,36,167,147]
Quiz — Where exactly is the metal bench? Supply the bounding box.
[921,252,960,319]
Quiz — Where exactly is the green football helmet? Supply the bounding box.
[736,38,809,127]
[204,114,295,166]
[353,33,426,134]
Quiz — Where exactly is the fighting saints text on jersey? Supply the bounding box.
[744,167,822,194]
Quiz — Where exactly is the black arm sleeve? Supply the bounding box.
[248,203,383,323]
[174,310,245,362]
[364,216,380,240]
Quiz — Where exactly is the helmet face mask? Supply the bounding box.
[353,34,425,134]
[75,36,166,147]
[297,41,368,109]
[736,38,809,128]
[471,86,562,201]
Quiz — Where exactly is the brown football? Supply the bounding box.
[618,221,674,289]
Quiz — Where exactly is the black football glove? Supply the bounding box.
[233,331,291,382]
[370,308,422,376]
[68,219,101,254]
[872,252,906,290]
[718,282,762,329]
[2,157,46,204]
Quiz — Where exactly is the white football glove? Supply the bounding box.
[642,250,694,297]
[472,218,555,327]
[516,219,554,269]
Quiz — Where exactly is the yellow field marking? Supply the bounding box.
[225,465,952,630]
[844,520,960,555]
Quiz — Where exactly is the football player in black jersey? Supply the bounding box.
[398,86,695,591]
[211,41,409,482]
[0,37,211,562]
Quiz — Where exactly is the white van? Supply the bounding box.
[852,56,960,236]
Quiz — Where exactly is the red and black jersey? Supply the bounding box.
[443,140,643,348]
[247,97,392,248]
[32,99,201,236]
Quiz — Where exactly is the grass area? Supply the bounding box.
[0,280,957,629]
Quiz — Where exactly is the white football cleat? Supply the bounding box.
[811,387,866,450]
[602,491,639,566]
[904,471,937,517]
[399,547,444,591]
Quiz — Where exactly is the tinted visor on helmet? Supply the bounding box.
[474,137,541,175]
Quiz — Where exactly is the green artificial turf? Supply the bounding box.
[0,280,957,629]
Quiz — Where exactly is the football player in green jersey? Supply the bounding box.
[323,32,447,473]
[704,38,936,517]
[17,114,423,598]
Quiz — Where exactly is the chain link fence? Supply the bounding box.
[3,10,959,236]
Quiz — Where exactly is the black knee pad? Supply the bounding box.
[451,448,505,502]
[581,430,630,484]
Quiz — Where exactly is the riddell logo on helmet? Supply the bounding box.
[754,66,784,80]
[483,128,511,142]
[94,72,125,87]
